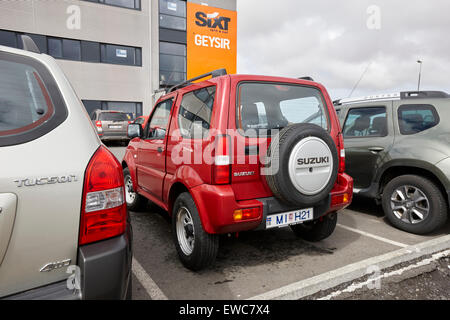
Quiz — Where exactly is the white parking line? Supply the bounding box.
[337,224,408,248]
[132,257,168,300]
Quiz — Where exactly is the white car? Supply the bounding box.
[0,36,132,299]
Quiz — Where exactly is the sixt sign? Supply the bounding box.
[195,12,231,31]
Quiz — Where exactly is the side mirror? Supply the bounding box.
[128,123,143,139]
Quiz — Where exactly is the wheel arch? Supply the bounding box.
[167,182,190,217]
[377,163,449,206]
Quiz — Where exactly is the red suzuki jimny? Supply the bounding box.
[123,69,353,270]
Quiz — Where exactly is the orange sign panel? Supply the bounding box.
[187,2,237,79]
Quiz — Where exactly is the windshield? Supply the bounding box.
[237,82,328,136]
[99,112,129,121]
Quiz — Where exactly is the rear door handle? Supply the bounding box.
[368,147,384,153]
[157,147,163,153]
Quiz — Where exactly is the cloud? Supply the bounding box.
[237,0,450,99]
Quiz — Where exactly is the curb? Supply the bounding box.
[248,234,450,300]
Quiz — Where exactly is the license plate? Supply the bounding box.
[266,208,313,229]
[109,125,122,129]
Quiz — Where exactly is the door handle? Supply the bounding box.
[157,147,163,153]
[368,147,384,153]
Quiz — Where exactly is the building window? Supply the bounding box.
[47,38,63,58]
[101,44,142,66]
[82,100,143,119]
[158,0,187,87]
[82,0,141,10]
[81,41,101,62]
[62,39,81,61]
[0,29,142,67]
[159,0,186,31]
[159,14,187,31]
[160,0,186,17]
[0,30,18,48]
[159,41,186,87]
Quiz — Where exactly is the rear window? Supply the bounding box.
[99,112,130,121]
[398,104,439,135]
[0,51,67,147]
[237,82,328,136]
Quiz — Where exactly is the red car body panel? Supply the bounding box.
[123,74,353,234]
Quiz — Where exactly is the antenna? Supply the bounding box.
[348,62,371,98]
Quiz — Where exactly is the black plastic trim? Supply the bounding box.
[78,229,132,300]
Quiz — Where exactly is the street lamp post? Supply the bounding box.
[417,60,423,92]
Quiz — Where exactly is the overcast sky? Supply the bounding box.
[236,0,450,100]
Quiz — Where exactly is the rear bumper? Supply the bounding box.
[4,225,133,300]
[100,133,129,141]
[77,224,133,300]
[190,173,353,234]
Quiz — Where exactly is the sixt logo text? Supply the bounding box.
[195,12,231,31]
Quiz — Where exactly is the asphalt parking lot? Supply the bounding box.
[108,146,450,300]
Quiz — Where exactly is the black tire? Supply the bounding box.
[123,167,147,211]
[265,123,339,207]
[382,175,448,234]
[172,192,219,271]
[290,212,337,242]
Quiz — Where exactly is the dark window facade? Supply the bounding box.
[81,41,101,63]
[101,44,141,66]
[83,100,143,119]
[0,29,141,67]
[159,0,187,88]
[82,0,141,10]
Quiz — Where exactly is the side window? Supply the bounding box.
[398,104,439,135]
[0,52,67,147]
[343,107,387,138]
[146,99,173,139]
[178,86,216,139]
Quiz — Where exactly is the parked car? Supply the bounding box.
[132,115,149,129]
[334,91,450,234]
[0,37,132,299]
[123,69,353,270]
[90,110,131,144]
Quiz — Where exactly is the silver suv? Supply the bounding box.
[0,37,132,299]
[90,110,131,144]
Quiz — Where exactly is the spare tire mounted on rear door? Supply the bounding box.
[265,123,338,207]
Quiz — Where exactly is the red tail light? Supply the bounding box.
[95,121,102,128]
[212,135,231,185]
[79,146,127,245]
[338,132,345,173]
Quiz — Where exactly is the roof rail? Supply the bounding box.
[168,68,227,93]
[400,91,449,99]
[20,35,40,54]
[298,76,314,81]
[334,93,400,105]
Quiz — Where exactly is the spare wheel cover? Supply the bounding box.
[288,136,334,196]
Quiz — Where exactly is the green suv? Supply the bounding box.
[334,91,450,234]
